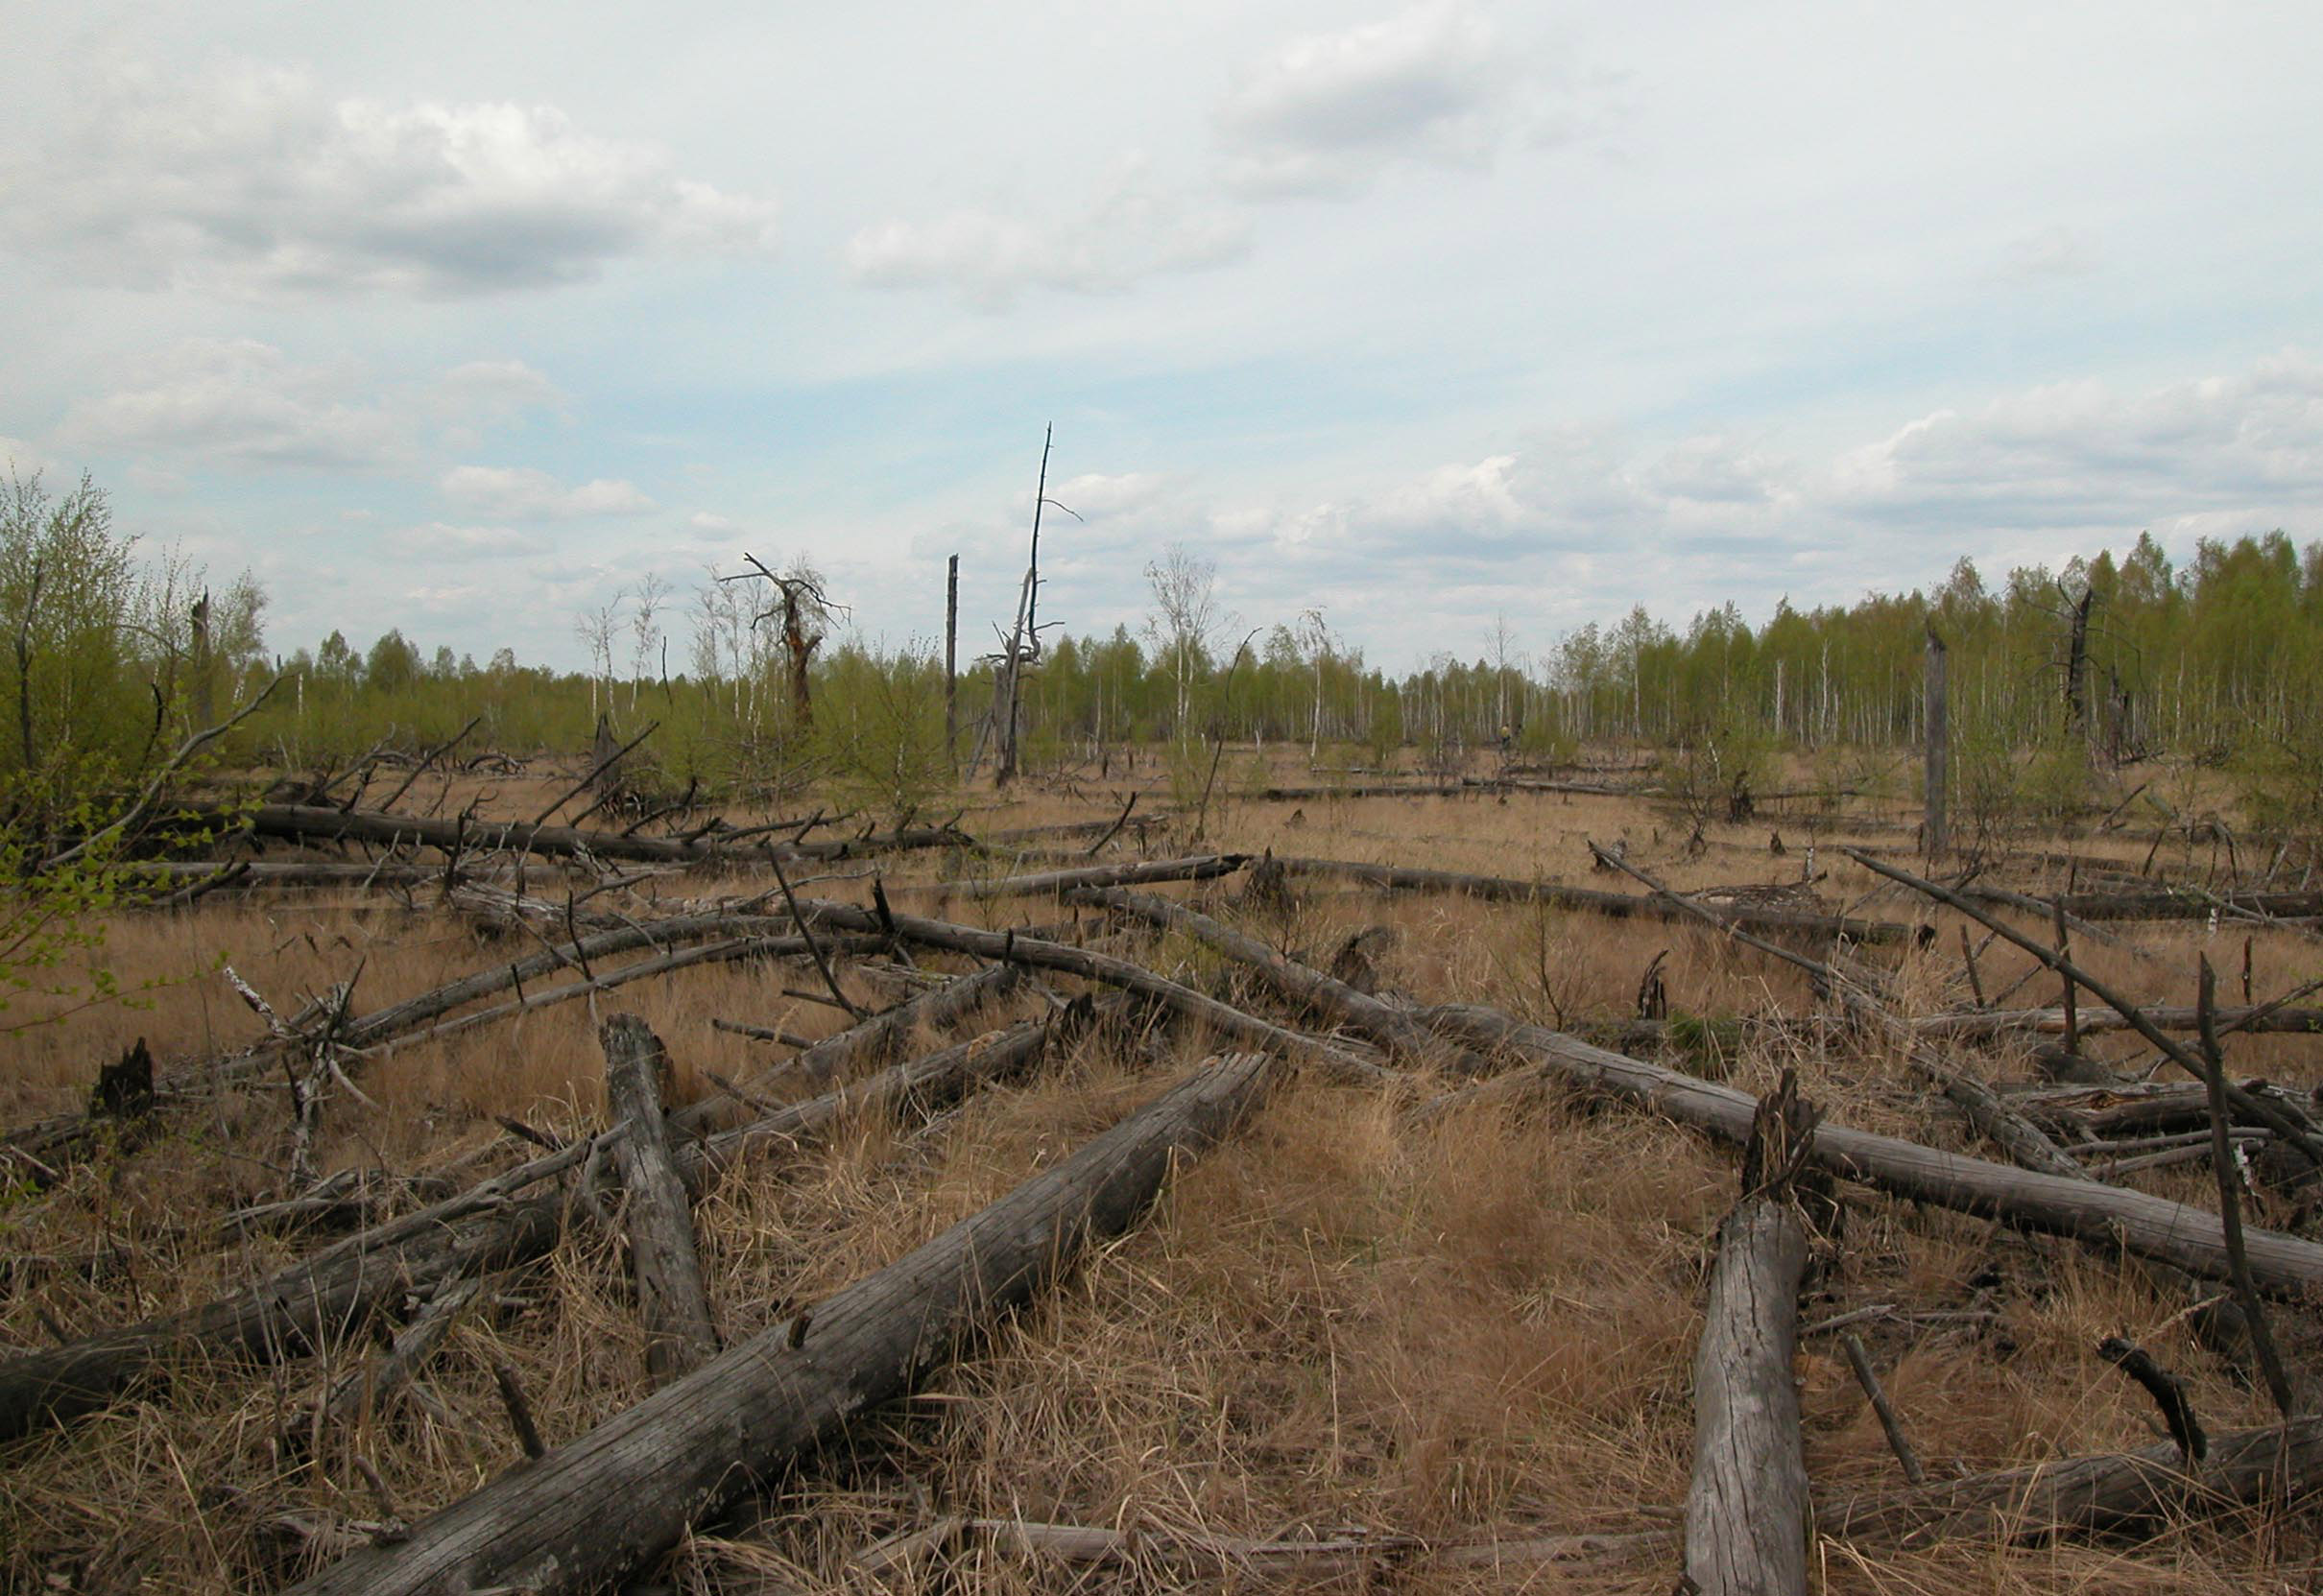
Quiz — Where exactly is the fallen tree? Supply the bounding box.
[1271,854,1922,944]
[0,1014,1056,1444]
[1416,1004,2323,1296]
[214,802,970,869]
[277,1051,1274,1596]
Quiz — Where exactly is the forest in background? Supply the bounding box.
[7,465,2323,844]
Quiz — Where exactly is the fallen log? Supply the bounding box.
[278,1052,1274,1596]
[2012,1080,2316,1139]
[1971,885,2323,923]
[1270,855,1919,944]
[1911,1002,2323,1039]
[602,1015,719,1383]
[690,962,1025,1112]
[1073,887,1488,1072]
[791,899,1397,1085]
[1416,1004,2323,1296]
[0,1016,1056,1444]
[936,852,1249,900]
[219,803,970,869]
[1825,1415,2323,1546]
[1686,1077,1815,1596]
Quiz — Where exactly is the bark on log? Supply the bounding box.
[1686,1081,1814,1596]
[601,1015,719,1383]
[1270,854,1917,943]
[277,1052,1273,1596]
[1416,1003,2323,1296]
[0,1017,1054,1444]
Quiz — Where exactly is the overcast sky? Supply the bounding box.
[2,1,2318,673]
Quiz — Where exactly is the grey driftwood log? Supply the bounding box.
[1686,1076,1816,1596]
[277,1051,1272,1596]
[601,1014,719,1382]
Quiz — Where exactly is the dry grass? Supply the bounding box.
[4,752,2321,1591]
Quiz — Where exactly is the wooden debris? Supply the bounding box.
[1686,1072,1816,1596]
[277,1052,1275,1596]
[600,1015,719,1383]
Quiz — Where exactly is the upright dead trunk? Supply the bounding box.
[1923,624,1947,857]
[1686,1076,1815,1596]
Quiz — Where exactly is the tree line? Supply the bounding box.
[9,467,2322,826]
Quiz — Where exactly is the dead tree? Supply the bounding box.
[601,1015,718,1382]
[1687,1073,1818,1596]
[977,424,1076,786]
[276,1053,1273,1596]
[720,554,842,729]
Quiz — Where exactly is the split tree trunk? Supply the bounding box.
[279,1052,1273,1596]
[1686,1080,1814,1596]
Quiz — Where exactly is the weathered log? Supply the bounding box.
[1270,854,1919,943]
[278,1052,1274,1596]
[0,1133,597,1442]
[940,853,1249,899]
[601,1015,719,1383]
[790,898,1397,1085]
[2011,1080,2314,1138]
[1416,1003,2323,1296]
[0,1016,1055,1444]
[221,802,970,869]
[1074,887,1490,1073]
[1824,1415,2323,1545]
[1911,1002,2323,1039]
[1900,1046,2087,1180]
[293,1274,484,1452]
[1971,885,2323,923]
[1847,848,2323,1167]
[694,962,1023,1112]
[1685,1078,1814,1596]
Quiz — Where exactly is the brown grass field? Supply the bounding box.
[3,746,2319,1592]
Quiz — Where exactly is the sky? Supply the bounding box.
[1,1,2318,676]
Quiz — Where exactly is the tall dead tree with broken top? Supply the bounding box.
[1924,622,1947,856]
[720,553,843,730]
[972,424,1075,787]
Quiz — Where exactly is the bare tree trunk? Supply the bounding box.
[1686,1079,1814,1596]
[945,552,959,772]
[1924,624,1947,857]
[277,1053,1273,1596]
[601,1015,718,1383]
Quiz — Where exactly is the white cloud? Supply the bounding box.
[1997,226,2102,282]
[689,511,737,532]
[52,341,563,471]
[2,60,780,298]
[441,465,656,518]
[1214,2,1519,197]
[846,160,1248,310]
[0,437,50,479]
[1045,471,1166,518]
[386,521,551,559]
